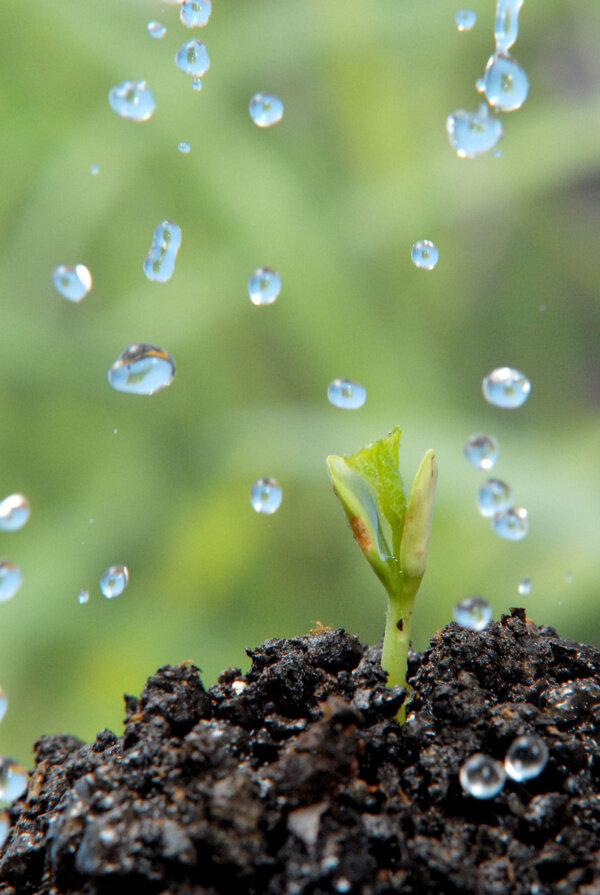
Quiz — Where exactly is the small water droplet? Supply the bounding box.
[90,164,99,175]
[477,478,513,517]
[192,77,203,92]
[460,753,506,799]
[327,378,367,410]
[446,104,503,158]
[77,589,90,605]
[0,689,7,724]
[52,264,93,302]
[147,20,167,39]
[143,220,182,283]
[108,344,176,395]
[180,0,211,27]
[100,564,129,599]
[0,809,8,848]
[249,92,284,128]
[484,52,529,111]
[504,735,548,782]
[482,366,530,408]
[335,879,352,894]
[411,239,439,270]
[248,268,281,305]
[0,494,30,532]
[539,303,547,313]
[495,0,523,53]
[108,80,156,122]
[518,577,532,595]
[250,478,282,514]
[565,571,574,584]
[464,434,499,470]
[455,9,477,31]
[178,141,191,154]
[0,758,28,803]
[0,562,22,603]
[175,40,210,77]
[492,507,528,540]
[453,596,492,631]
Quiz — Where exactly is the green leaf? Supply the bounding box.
[400,449,438,579]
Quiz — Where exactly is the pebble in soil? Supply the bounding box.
[2,610,600,895]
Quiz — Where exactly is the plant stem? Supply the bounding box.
[381,577,421,722]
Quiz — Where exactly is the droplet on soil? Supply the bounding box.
[108,80,156,122]
[504,735,549,781]
[460,752,506,798]
[249,92,284,127]
[52,264,93,302]
[248,268,281,305]
[100,565,129,599]
[0,494,30,531]
[327,379,367,410]
[250,478,282,514]
[411,239,439,270]
[0,562,22,603]
[464,434,498,469]
[143,220,182,283]
[453,596,492,631]
[492,507,528,540]
[482,366,531,408]
[476,478,512,517]
[108,344,176,395]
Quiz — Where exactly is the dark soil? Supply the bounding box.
[2,609,600,895]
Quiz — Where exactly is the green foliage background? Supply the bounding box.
[0,0,599,762]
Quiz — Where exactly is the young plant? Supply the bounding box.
[326,427,437,722]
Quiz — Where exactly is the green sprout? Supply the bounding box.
[326,427,438,722]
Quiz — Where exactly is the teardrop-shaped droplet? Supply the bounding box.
[460,753,505,799]
[248,268,281,305]
[175,40,210,77]
[327,379,367,410]
[477,478,512,517]
[100,564,129,599]
[494,0,523,54]
[249,92,284,128]
[250,478,282,514]
[108,344,176,395]
[0,562,22,603]
[455,9,477,31]
[464,434,499,470]
[492,507,528,540]
[446,104,503,158]
[0,758,28,803]
[180,0,211,27]
[411,240,439,270]
[0,494,30,532]
[453,595,492,631]
[53,264,93,302]
[108,80,156,122]
[504,735,548,782]
[143,221,182,283]
[484,52,529,112]
[147,21,167,39]
[482,367,530,408]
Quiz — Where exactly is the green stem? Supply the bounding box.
[381,577,421,722]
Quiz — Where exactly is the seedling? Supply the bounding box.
[326,427,437,722]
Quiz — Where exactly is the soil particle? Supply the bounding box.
[1,611,600,894]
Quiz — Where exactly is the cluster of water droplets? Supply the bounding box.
[460,733,548,799]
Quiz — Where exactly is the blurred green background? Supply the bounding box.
[0,0,599,763]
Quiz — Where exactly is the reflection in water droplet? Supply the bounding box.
[0,562,22,603]
[477,478,512,518]
[455,9,477,31]
[0,758,28,803]
[108,80,156,122]
[90,164,99,175]
[53,264,93,302]
[147,21,167,39]
[175,40,210,77]
[0,689,6,724]
[250,478,282,514]
[464,434,499,470]
[495,0,523,53]
[411,240,439,270]
[482,367,530,408]
[492,507,528,540]
[453,596,492,631]
[100,564,129,599]
[504,736,548,781]
[180,0,211,27]
[0,494,30,532]
[248,268,281,305]
[192,78,203,92]
[327,379,367,410]
[249,92,284,128]
[446,104,503,158]
[178,141,191,154]
[78,589,90,605]
[460,753,505,799]
[518,577,532,595]
[484,52,529,111]
[143,221,182,283]
[108,344,176,395]
[0,809,8,848]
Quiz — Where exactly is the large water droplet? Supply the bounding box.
[459,753,506,799]
[249,92,284,128]
[180,0,211,27]
[248,268,281,306]
[492,507,528,540]
[250,478,282,514]
[455,9,477,31]
[327,379,367,410]
[147,21,167,39]
[453,595,492,631]
[0,562,22,603]
[464,434,499,470]
[0,688,6,724]
[477,478,513,517]
[518,577,532,595]
[495,0,523,53]
[411,240,439,270]
[0,809,8,848]
[77,589,90,605]
[446,104,503,158]
[482,366,531,408]
[0,494,30,532]
[108,80,156,122]
[504,735,549,782]
[143,221,182,283]
[0,758,28,803]
[52,264,93,302]
[175,40,210,77]
[100,564,129,599]
[484,52,529,111]
[108,344,176,395]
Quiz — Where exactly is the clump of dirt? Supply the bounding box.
[2,609,600,895]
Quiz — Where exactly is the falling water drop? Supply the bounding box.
[147,21,167,39]
[477,478,513,517]
[108,80,156,122]
[327,379,367,410]
[0,494,30,532]
[453,596,492,631]
[495,0,524,53]
[249,92,284,128]
[100,565,129,599]
[90,164,99,175]
[0,759,28,803]
[192,78,203,92]
[492,507,529,540]
[446,104,503,158]
[460,753,506,799]
[180,0,212,27]
[248,268,281,305]
[108,344,176,395]
[77,589,90,605]
[484,52,529,111]
[504,736,549,782]
[175,40,210,77]
[518,577,532,595]
[455,9,477,31]
[463,434,499,470]
[411,240,439,270]
[178,142,191,154]
[0,562,22,603]
[250,478,282,515]
[52,264,93,302]
[0,689,6,724]
[482,367,530,408]
[143,221,182,283]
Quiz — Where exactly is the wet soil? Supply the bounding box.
[1,609,600,895]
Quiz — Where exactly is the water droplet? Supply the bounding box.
[327,378,367,410]
[0,494,30,532]
[539,303,547,313]
[231,680,247,695]
[484,52,529,111]
[178,141,191,154]
[143,220,182,283]
[453,596,492,631]
[335,880,352,894]
[0,758,28,803]
[108,80,156,122]
[495,0,523,53]
[147,20,167,39]
[565,571,574,584]
[464,434,499,470]
[0,809,8,848]
[504,735,548,782]
[492,507,528,540]
[108,344,176,396]
[518,577,532,595]
[0,562,22,603]
[52,264,93,302]
[459,753,506,799]
[180,0,211,27]
[248,268,281,306]
[250,478,282,514]
[90,164,99,175]
[446,104,503,158]
[0,688,7,724]
[100,564,129,599]
[249,92,284,128]
[77,589,90,605]
[192,77,203,92]
[455,9,477,31]
[175,40,210,77]
[476,478,513,517]
[411,239,439,270]
[482,366,530,408]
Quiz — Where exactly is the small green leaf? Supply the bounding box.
[400,449,438,579]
